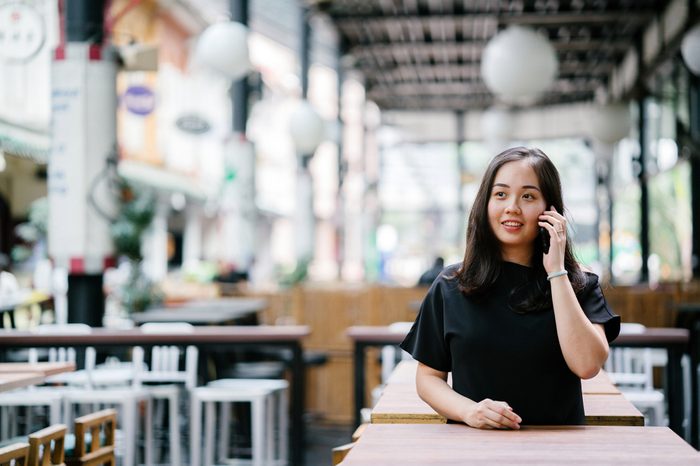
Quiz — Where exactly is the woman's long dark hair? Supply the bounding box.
[453,146,586,312]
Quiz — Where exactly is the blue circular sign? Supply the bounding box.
[123,86,155,116]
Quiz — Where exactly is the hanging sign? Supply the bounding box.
[123,85,155,116]
[0,2,45,62]
[175,113,211,135]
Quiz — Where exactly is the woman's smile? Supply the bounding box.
[488,159,547,264]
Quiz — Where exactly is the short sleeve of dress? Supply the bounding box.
[577,272,620,343]
[399,278,451,372]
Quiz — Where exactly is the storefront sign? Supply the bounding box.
[0,2,45,62]
[123,85,155,115]
[175,113,211,135]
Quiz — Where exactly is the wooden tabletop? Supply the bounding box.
[0,372,45,392]
[341,423,700,465]
[131,298,267,324]
[372,362,640,426]
[0,325,310,347]
[581,370,620,395]
[583,394,644,426]
[0,362,76,377]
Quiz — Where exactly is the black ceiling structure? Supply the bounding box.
[312,0,682,111]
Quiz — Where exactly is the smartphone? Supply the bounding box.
[539,227,550,254]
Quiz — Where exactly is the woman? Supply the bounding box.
[400,146,619,429]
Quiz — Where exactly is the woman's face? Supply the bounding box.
[487,159,547,262]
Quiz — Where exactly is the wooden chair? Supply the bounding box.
[331,443,354,465]
[0,442,29,466]
[66,409,116,466]
[27,424,67,466]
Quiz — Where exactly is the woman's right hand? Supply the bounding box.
[463,398,522,429]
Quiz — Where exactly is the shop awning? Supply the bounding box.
[0,118,49,164]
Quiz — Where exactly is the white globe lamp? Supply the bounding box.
[289,101,325,154]
[481,26,559,103]
[194,22,252,80]
[589,103,631,145]
[681,23,700,76]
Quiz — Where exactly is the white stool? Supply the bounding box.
[62,347,153,466]
[190,379,288,466]
[0,346,91,440]
[207,379,288,465]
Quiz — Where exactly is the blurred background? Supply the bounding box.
[0,0,699,433]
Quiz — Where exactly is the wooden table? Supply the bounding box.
[371,362,642,426]
[341,423,700,465]
[0,361,76,393]
[0,373,44,392]
[348,325,688,436]
[0,325,309,466]
[131,297,267,325]
[0,362,76,377]
[581,369,620,395]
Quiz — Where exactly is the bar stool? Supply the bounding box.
[62,347,152,466]
[0,346,94,440]
[190,379,288,466]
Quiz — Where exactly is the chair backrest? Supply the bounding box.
[605,347,655,390]
[331,442,354,466]
[31,324,92,335]
[27,424,67,466]
[85,347,143,389]
[135,345,198,390]
[68,409,116,466]
[135,323,198,389]
[139,322,194,334]
[0,442,29,466]
[605,323,655,391]
[24,347,96,388]
[380,322,415,383]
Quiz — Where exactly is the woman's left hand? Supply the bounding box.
[538,206,567,273]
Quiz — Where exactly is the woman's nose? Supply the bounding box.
[505,201,521,214]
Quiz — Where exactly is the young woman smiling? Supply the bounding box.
[400,146,619,429]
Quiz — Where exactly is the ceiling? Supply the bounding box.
[313,0,679,111]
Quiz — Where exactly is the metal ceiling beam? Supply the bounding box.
[334,12,654,27]
[366,79,601,98]
[371,91,598,111]
[349,39,630,55]
[357,62,615,80]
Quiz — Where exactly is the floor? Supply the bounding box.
[303,422,354,466]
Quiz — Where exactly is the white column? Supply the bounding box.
[182,203,203,269]
[48,43,116,273]
[294,164,314,262]
[142,198,169,282]
[220,137,256,270]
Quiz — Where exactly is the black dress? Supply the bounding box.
[400,262,620,425]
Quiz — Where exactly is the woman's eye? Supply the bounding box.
[523,193,534,199]
[494,191,506,198]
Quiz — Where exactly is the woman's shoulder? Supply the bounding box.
[441,262,461,276]
[425,263,462,297]
[577,267,603,295]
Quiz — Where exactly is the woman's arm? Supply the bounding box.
[415,362,521,429]
[549,278,609,378]
[540,207,609,379]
